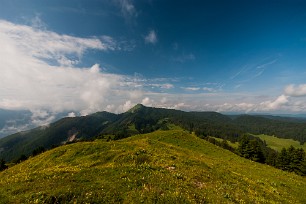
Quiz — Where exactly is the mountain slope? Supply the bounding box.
[0,105,240,162]
[0,130,305,203]
[0,111,118,161]
[2,104,306,162]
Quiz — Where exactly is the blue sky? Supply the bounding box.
[1,0,306,119]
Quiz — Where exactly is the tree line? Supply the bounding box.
[202,134,306,176]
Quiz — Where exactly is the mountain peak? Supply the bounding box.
[128,104,145,113]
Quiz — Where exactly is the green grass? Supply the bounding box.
[0,130,305,203]
[253,134,306,152]
[211,136,239,148]
[166,123,183,130]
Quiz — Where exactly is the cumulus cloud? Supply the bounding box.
[284,84,306,97]
[209,95,291,113]
[118,100,135,112]
[141,97,154,107]
[209,95,289,113]
[171,103,190,110]
[261,95,289,110]
[0,20,110,67]
[0,19,145,118]
[67,112,76,117]
[145,30,157,44]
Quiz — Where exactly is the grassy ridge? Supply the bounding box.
[254,134,306,152]
[0,130,305,203]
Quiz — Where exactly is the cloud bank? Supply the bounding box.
[0,19,144,117]
[284,84,306,97]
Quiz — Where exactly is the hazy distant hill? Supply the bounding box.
[0,111,118,161]
[0,109,32,138]
[0,109,74,139]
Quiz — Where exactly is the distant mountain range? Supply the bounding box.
[1,104,306,162]
[0,109,71,139]
[0,109,32,138]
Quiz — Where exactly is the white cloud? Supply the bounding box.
[183,87,200,91]
[119,100,135,112]
[138,91,305,114]
[30,110,56,126]
[258,95,289,111]
[212,95,290,113]
[141,97,154,107]
[202,87,215,92]
[171,103,189,110]
[263,94,289,110]
[0,19,144,117]
[105,104,115,112]
[67,112,76,117]
[89,64,101,74]
[145,30,157,44]
[0,20,110,67]
[150,83,174,89]
[284,84,306,97]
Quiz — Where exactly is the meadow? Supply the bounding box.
[254,134,306,152]
[0,130,305,203]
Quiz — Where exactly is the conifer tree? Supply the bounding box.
[276,148,289,170]
[0,158,8,171]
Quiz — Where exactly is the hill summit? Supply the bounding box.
[127,103,146,113]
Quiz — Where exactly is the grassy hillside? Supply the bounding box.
[254,134,306,152]
[0,130,305,203]
[0,111,118,161]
